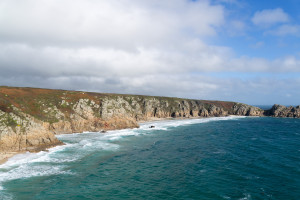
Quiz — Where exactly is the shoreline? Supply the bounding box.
[0,115,250,165]
[0,142,65,166]
[0,152,20,165]
[137,115,249,124]
[137,116,220,124]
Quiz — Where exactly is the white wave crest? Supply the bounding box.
[0,116,245,190]
[139,116,246,131]
[0,163,72,192]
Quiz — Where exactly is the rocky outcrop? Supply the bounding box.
[265,104,300,118]
[2,87,295,164]
[232,103,264,116]
[0,109,63,153]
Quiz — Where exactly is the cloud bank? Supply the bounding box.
[0,0,299,105]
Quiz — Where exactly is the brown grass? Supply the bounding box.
[0,86,237,120]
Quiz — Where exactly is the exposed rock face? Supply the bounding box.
[265,104,300,118]
[1,86,288,162]
[232,104,264,116]
[0,109,63,153]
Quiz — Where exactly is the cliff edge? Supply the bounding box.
[264,104,300,118]
[0,86,297,163]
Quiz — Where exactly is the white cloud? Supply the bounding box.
[0,0,224,48]
[251,41,264,49]
[1,42,299,81]
[226,20,247,36]
[1,73,300,105]
[266,24,300,36]
[0,0,300,105]
[231,20,246,31]
[214,0,238,4]
[252,8,289,27]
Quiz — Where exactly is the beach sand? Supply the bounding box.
[0,152,19,165]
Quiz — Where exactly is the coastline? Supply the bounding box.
[137,116,217,123]
[0,152,20,165]
[0,142,65,166]
[0,117,186,165]
[138,117,175,123]
[1,115,298,199]
[0,87,299,166]
[0,118,167,165]
[0,115,245,165]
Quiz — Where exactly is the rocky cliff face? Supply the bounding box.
[232,103,263,116]
[0,86,285,160]
[0,108,63,153]
[265,104,300,118]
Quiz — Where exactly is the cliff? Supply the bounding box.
[0,86,297,163]
[264,104,300,118]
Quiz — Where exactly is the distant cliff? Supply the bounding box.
[264,104,300,118]
[0,86,298,161]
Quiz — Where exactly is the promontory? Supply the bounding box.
[0,86,299,163]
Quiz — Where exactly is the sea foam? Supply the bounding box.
[140,116,245,130]
[0,116,245,189]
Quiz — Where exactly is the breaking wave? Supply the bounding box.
[0,116,245,191]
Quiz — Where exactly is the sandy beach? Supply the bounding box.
[0,152,19,165]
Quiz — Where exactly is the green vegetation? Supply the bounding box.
[0,114,18,131]
[6,115,17,127]
[0,86,239,125]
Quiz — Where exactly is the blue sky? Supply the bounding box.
[213,0,300,59]
[0,0,299,105]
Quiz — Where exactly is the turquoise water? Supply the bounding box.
[0,116,299,200]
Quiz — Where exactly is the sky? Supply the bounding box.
[0,0,300,105]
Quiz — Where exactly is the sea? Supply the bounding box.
[0,116,299,200]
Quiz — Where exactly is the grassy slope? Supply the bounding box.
[0,86,239,123]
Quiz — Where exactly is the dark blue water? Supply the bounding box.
[0,117,299,200]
